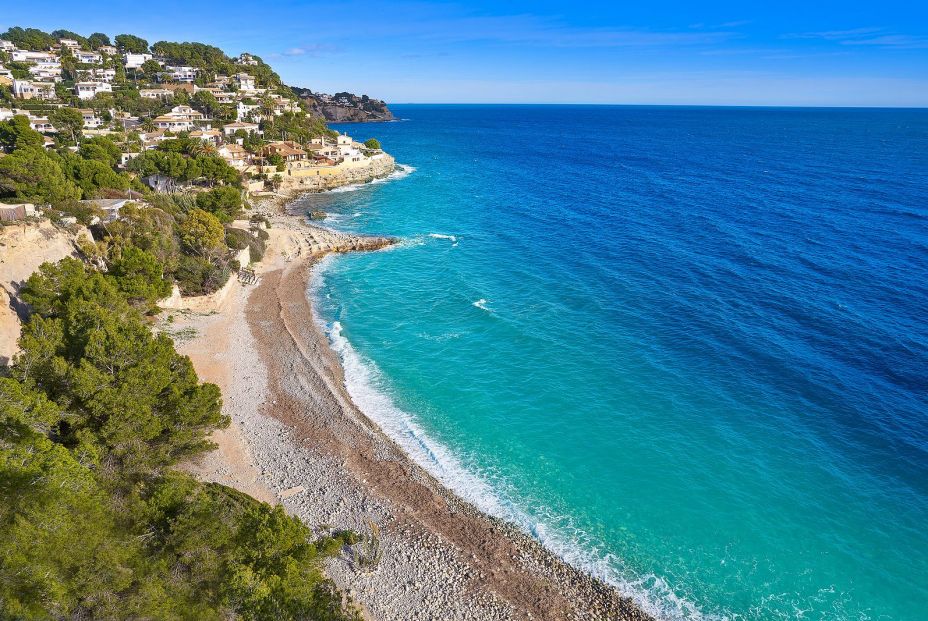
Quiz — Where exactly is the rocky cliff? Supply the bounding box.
[278,155,396,194]
[290,87,395,123]
[0,219,89,365]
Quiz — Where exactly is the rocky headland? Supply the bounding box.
[291,87,396,123]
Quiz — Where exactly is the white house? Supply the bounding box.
[194,85,235,104]
[152,116,196,132]
[119,152,140,168]
[218,143,250,168]
[74,50,103,64]
[0,108,14,121]
[28,64,62,82]
[0,40,15,52]
[58,38,81,50]
[234,72,256,91]
[237,53,259,66]
[166,66,197,83]
[89,67,116,82]
[75,81,112,100]
[222,121,261,136]
[11,50,57,64]
[166,105,205,121]
[190,128,222,145]
[139,88,173,99]
[28,116,56,133]
[124,52,153,69]
[78,109,102,128]
[271,96,299,115]
[151,106,206,133]
[236,101,260,121]
[12,79,56,100]
[98,45,119,56]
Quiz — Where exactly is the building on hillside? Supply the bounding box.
[75,81,112,99]
[194,85,235,104]
[151,106,206,132]
[165,105,205,121]
[12,79,56,100]
[98,45,118,56]
[190,128,222,145]
[222,121,261,136]
[236,101,260,121]
[233,72,256,91]
[28,63,62,82]
[124,52,153,69]
[28,117,56,133]
[270,95,299,115]
[142,174,178,193]
[152,115,196,132]
[74,50,103,64]
[78,109,102,129]
[120,152,140,168]
[263,141,307,164]
[166,65,198,83]
[0,108,13,121]
[58,38,81,50]
[139,129,168,149]
[79,198,130,223]
[0,40,15,52]
[88,67,116,82]
[307,141,340,161]
[218,143,250,168]
[11,50,57,64]
[139,88,173,99]
[0,70,12,87]
[238,53,259,66]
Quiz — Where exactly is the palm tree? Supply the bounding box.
[259,95,276,128]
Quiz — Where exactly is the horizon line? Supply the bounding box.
[379,102,928,110]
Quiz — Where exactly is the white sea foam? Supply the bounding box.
[308,256,723,621]
[472,298,491,312]
[320,163,416,194]
[327,185,361,194]
[328,322,508,519]
[428,233,459,247]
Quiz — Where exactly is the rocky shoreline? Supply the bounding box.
[175,208,655,621]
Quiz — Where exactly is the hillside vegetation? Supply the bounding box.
[0,26,368,621]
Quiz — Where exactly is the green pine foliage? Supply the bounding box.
[0,252,361,620]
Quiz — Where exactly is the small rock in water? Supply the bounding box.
[309,210,327,220]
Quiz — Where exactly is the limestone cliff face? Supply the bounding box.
[0,220,89,365]
[278,154,396,193]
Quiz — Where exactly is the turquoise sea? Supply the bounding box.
[298,105,928,621]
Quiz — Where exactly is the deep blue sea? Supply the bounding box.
[301,105,928,620]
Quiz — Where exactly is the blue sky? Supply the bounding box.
[4,0,928,106]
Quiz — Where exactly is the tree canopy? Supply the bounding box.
[115,33,149,54]
[0,248,361,619]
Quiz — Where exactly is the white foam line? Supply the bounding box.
[307,248,723,621]
[320,163,416,195]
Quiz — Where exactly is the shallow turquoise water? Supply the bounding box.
[300,105,928,620]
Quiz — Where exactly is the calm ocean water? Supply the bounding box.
[301,105,928,620]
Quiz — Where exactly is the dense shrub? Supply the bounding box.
[174,254,230,296]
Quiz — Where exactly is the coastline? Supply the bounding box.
[174,202,654,621]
